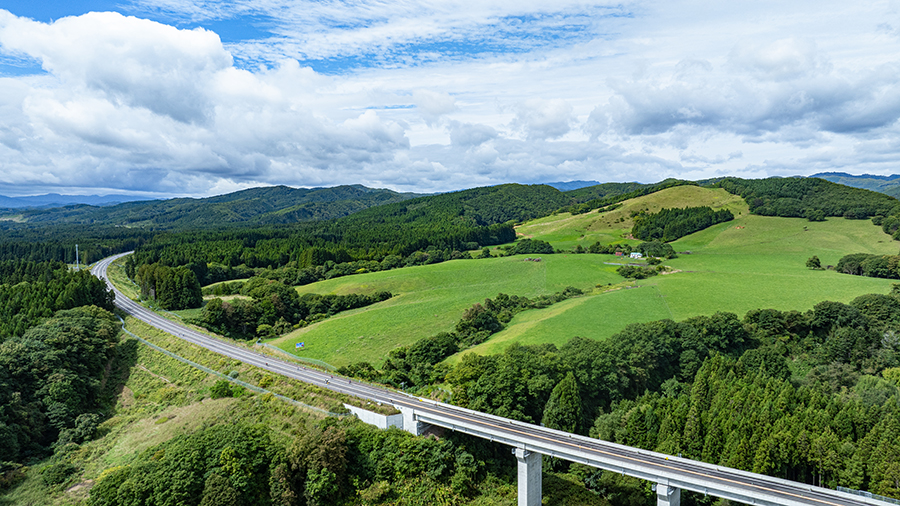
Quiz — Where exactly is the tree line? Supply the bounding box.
[631,206,734,242]
[556,179,695,215]
[0,260,114,339]
[0,306,121,466]
[714,177,898,221]
[196,277,392,339]
[87,416,501,506]
[134,262,203,310]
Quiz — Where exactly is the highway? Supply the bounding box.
[92,252,889,506]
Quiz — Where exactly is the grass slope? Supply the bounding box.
[269,255,625,367]
[0,314,333,505]
[260,186,899,367]
[458,210,897,359]
[516,186,746,250]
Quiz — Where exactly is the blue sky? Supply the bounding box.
[0,1,899,197]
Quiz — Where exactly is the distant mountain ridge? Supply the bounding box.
[0,185,423,230]
[0,193,151,209]
[810,172,900,199]
[543,180,602,191]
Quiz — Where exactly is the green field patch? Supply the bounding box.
[451,284,674,362]
[516,186,747,250]
[256,196,899,366]
[672,214,895,259]
[456,213,898,355]
[269,255,624,367]
[101,397,240,467]
[202,294,252,302]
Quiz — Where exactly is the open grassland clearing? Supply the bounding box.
[268,204,899,367]
[516,186,747,250]
[268,255,625,367]
[445,284,673,363]
[457,212,898,360]
[105,257,140,301]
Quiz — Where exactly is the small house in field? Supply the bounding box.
[615,251,624,257]
[629,252,643,259]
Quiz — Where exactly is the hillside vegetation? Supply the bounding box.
[249,186,900,368]
[714,176,898,219]
[462,208,897,358]
[0,185,422,230]
[517,185,746,250]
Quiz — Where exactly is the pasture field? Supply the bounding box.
[264,186,898,367]
[457,212,897,359]
[268,254,625,367]
[516,185,747,250]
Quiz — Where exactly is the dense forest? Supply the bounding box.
[134,262,204,310]
[0,226,150,264]
[714,177,899,220]
[631,206,734,242]
[197,276,392,338]
[2,185,422,229]
[0,259,120,473]
[0,305,121,465]
[0,260,114,338]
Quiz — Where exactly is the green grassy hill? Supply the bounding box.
[260,186,898,367]
[459,213,895,360]
[517,185,745,250]
[267,254,624,368]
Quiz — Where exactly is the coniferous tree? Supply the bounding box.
[542,372,583,434]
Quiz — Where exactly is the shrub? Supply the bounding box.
[210,380,234,399]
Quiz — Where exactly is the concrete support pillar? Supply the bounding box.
[397,406,425,436]
[657,484,681,506]
[515,448,542,506]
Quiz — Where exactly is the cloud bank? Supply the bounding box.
[0,1,900,197]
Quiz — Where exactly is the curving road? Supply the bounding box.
[92,252,888,506]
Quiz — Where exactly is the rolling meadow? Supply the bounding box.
[263,186,899,367]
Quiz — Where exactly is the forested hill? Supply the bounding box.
[125,184,581,273]
[713,176,899,219]
[0,185,423,230]
[342,183,572,227]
